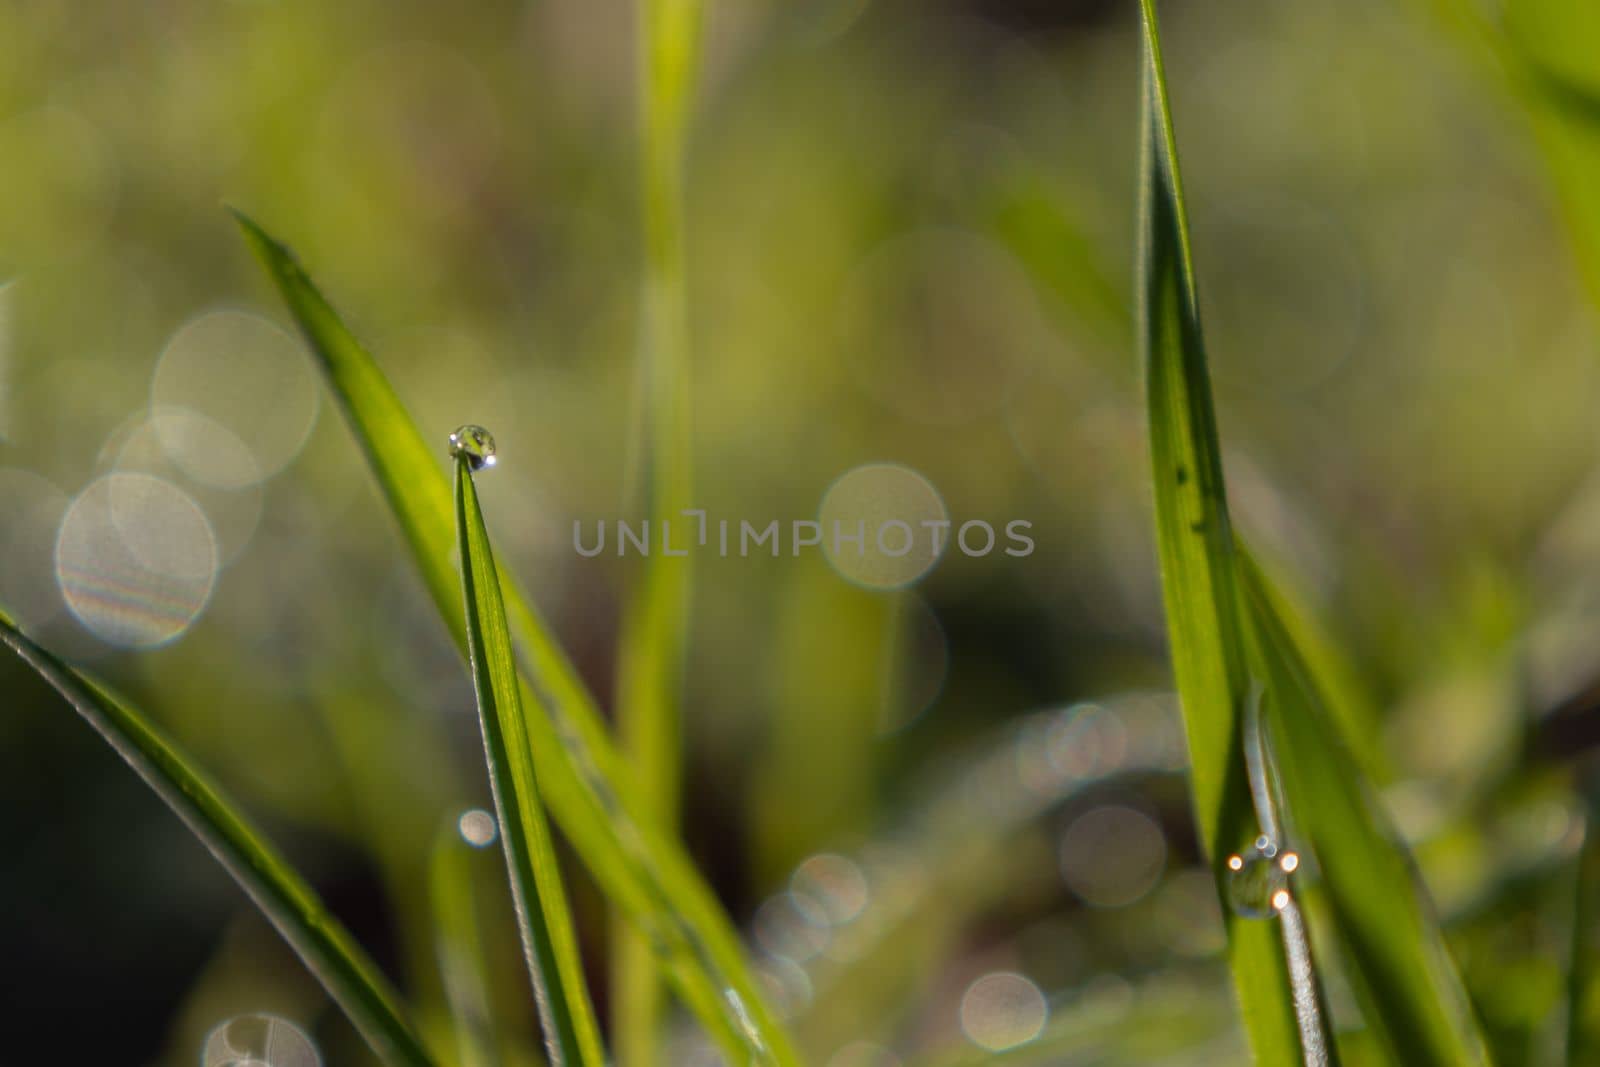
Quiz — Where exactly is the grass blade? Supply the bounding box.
[1134,1,1303,1059]
[1236,553,1387,781]
[1566,806,1600,1063]
[1134,4,1494,1060]
[1241,689,1338,1067]
[0,609,438,1067]
[455,459,606,1067]
[1238,550,1494,1066]
[613,0,703,1059]
[430,823,498,1067]
[231,208,800,1066]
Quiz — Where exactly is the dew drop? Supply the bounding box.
[1225,839,1297,919]
[448,424,497,471]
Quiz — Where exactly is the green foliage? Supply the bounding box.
[613,0,703,1059]
[455,457,606,1066]
[0,610,439,1067]
[233,210,800,1066]
[1240,552,1493,1065]
[1134,1,1302,1058]
[1138,2,1495,1063]
[429,825,497,1067]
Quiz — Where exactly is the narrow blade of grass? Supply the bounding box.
[1241,688,1339,1067]
[1134,1,1303,1059]
[1566,806,1600,1063]
[1238,552,1387,781]
[1238,550,1494,1066]
[613,0,702,1059]
[0,609,438,1067]
[430,824,499,1067]
[455,459,606,1067]
[232,209,800,1066]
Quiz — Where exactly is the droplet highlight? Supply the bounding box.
[1226,838,1297,919]
[448,424,496,471]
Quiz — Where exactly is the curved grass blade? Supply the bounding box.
[0,608,438,1067]
[1134,1,1302,1059]
[1238,550,1494,1066]
[456,459,605,1067]
[614,0,703,1059]
[231,209,800,1066]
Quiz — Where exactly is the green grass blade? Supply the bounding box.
[0,609,438,1067]
[455,459,606,1067]
[232,209,800,1066]
[1238,550,1494,1066]
[613,0,702,1059]
[1566,806,1600,1063]
[1134,1,1303,1059]
[1238,553,1387,781]
[1242,689,1339,1067]
[430,824,499,1067]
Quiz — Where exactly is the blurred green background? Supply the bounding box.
[4,0,1600,1063]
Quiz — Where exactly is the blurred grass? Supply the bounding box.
[4,1,1600,1063]
[236,210,799,1065]
[429,824,497,1067]
[612,0,703,1060]
[0,609,439,1067]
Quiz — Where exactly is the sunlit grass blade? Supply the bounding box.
[455,459,605,1067]
[1240,689,1338,1067]
[430,824,498,1067]
[0,608,438,1067]
[1238,553,1387,781]
[1238,550,1494,1066]
[613,0,702,1059]
[232,209,801,1066]
[1134,1,1302,1059]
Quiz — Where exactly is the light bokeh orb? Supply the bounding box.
[959,971,1047,1052]
[818,463,947,589]
[791,853,870,926]
[152,310,318,487]
[1058,804,1167,908]
[203,1013,320,1067]
[55,472,217,648]
[106,409,263,564]
[458,808,498,848]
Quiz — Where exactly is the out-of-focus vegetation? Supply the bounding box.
[5,0,1600,1064]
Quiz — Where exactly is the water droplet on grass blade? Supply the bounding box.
[448,424,496,471]
[1225,839,1298,919]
